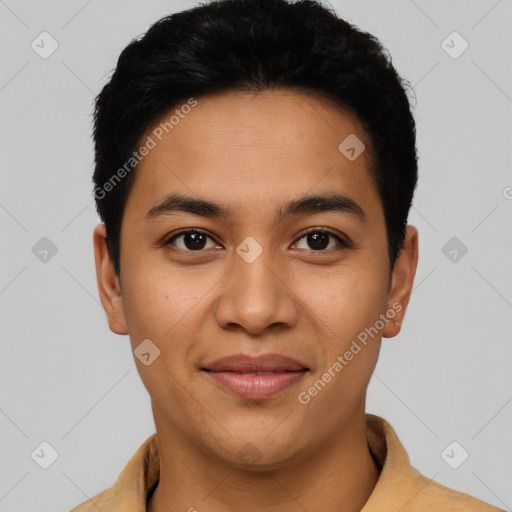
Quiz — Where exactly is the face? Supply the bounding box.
[94,89,418,468]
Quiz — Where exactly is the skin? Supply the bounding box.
[93,89,419,511]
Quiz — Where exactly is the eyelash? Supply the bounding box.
[164,227,350,253]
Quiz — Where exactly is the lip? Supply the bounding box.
[203,353,308,373]
[201,353,309,400]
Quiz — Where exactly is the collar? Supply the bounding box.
[75,414,500,511]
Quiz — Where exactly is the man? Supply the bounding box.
[73,0,503,510]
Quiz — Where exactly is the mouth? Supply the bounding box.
[201,353,310,400]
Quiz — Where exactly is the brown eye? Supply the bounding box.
[166,230,219,251]
[294,229,347,251]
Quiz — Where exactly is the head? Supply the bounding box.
[93,0,419,468]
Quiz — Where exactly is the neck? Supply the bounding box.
[148,407,380,512]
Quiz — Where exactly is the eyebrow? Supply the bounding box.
[144,192,366,224]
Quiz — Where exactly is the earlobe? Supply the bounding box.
[93,223,129,335]
[382,225,419,339]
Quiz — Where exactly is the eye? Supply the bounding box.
[293,228,348,251]
[165,229,221,251]
[164,228,350,253]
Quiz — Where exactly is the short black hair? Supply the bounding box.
[92,0,418,277]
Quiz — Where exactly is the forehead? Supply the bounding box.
[123,89,380,222]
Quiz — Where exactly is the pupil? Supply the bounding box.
[182,232,330,251]
[308,232,329,250]
[185,232,206,250]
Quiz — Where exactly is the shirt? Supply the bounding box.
[70,413,503,511]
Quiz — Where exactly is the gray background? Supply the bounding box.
[1,0,511,510]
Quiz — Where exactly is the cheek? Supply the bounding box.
[120,259,210,388]
[121,260,202,342]
[296,269,385,421]
[120,265,202,414]
[300,261,389,346]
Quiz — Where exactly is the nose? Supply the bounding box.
[213,242,299,336]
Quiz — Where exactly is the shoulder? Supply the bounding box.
[68,433,158,512]
[364,414,503,512]
[407,474,504,511]
[69,487,112,512]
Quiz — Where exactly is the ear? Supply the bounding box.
[382,225,419,338]
[93,223,128,335]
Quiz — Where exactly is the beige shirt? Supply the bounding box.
[70,414,503,511]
